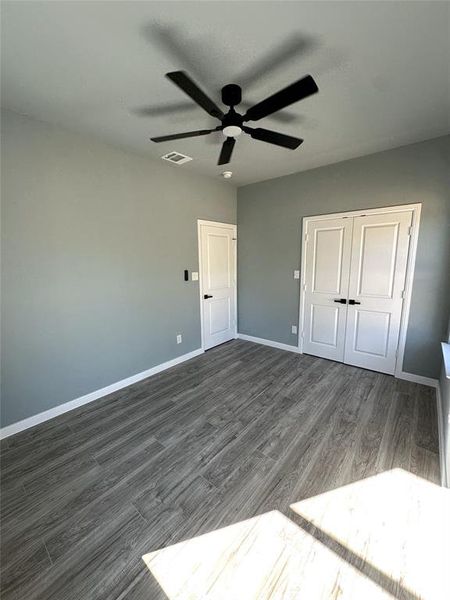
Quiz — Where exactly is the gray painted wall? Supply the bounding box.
[1,109,236,427]
[237,136,450,379]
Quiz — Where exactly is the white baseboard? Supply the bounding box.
[395,370,439,388]
[435,384,448,488]
[237,333,300,354]
[0,348,204,440]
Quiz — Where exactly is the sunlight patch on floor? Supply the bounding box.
[143,509,397,599]
[290,468,450,600]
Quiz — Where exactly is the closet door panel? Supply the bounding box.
[343,211,412,374]
[302,217,353,361]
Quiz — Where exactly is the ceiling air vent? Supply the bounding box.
[161,151,193,165]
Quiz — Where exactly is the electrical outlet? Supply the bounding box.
[291,325,298,335]
[294,270,300,279]
[191,272,199,281]
[176,334,182,344]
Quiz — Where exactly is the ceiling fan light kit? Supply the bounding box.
[222,125,242,138]
[151,70,319,166]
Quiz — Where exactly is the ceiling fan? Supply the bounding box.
[150,71,319,165]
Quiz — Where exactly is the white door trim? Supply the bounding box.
[197,219,237,351]
[298,203,422,379]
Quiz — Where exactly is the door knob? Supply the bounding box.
[333,298,347,304]
[348,299,361,305]
[204,294,213,299]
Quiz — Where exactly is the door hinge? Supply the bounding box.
[303,283,307,291]
[401,290,405,299]
[407,226,413,236]
[304,233,309,242]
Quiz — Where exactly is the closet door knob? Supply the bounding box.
[333,298,347,304]
[348,299,361,305]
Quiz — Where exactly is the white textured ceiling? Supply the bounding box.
[1,1,449,186]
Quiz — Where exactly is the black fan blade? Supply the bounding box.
[243,75,318,122]
[166,71,224,119]
[151,128,217,143]
[218,137,235,165]
[242,126,303,149]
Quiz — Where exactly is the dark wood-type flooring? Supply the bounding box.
[0,340,440,599]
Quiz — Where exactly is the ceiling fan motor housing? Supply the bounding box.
[221,84,242,107]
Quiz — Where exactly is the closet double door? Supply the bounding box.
[302,210,413,374]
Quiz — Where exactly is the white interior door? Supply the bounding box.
[302,210,413,375]
[302,217,353,362]
[199,221,236,350]
[343,211,412,374]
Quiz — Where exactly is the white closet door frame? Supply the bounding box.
[197,219,237,351]
[298,203,422,379]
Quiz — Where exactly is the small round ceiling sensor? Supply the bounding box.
[222,171,233,179]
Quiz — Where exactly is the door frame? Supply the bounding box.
[197,219,237,351]
[298,203,422,379]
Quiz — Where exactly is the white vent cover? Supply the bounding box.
[161,151,193,165]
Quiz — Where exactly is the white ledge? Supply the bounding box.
[441,342,450,379]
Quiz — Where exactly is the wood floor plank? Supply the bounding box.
[202,395,297,488]
[376,391,416,473]
[414,385,439,453]
[294,367,377,500]
[1,439,164,551]
[19,505,148,600]
[348,373,395,482]
[256,361,346,461]
[2,397,175,492]
[22,452,98,496]
[2,424,74,464]
[410,444,440,484]
[0,538,52,600]
[0,340,442,600]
